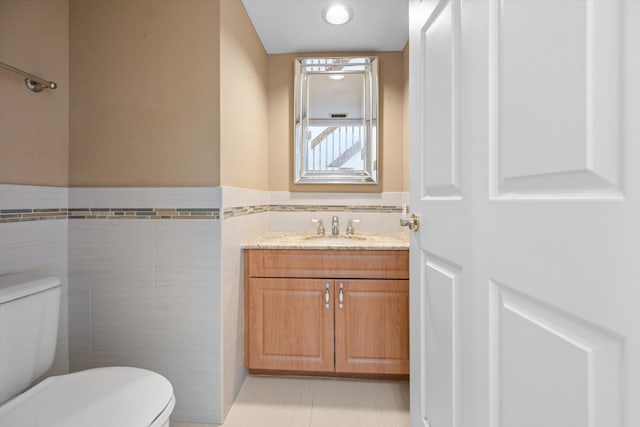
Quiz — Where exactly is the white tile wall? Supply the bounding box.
[268,190,407,206]
[69,187,221,209]
[268,191,408,234]
[0,184,68,210]
[0,185,69,378]
[269,211,407,234]
[155,353,221,423]
[70,220,155,289]
[68,188,222,423]
[155,221,219,287]
[219,187,269,420]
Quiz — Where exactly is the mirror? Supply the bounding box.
[294,56,379,184]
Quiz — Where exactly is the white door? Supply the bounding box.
[409,1,640,427]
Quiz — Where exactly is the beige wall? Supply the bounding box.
[267,51,406,193]
[69,0,221,187]
[0,0,69,186]
[219,0,269,190]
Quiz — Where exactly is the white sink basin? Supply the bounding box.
[303,235,366,244]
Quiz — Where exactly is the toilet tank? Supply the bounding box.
[0,273,61,404]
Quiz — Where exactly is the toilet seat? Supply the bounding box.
[0,366,175,427]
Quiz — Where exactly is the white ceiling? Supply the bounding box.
[241,0,409,54]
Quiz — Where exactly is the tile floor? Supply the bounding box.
[172,375,409,427]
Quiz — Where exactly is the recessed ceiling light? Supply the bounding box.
[329,74,345,80]
[322,3,353,26]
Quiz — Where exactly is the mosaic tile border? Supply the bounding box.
[68,208,220,220]
[0,208,68,223]
[1,204,405,223]
[222,204,404,219]
[222,205,269,219]
[268,204,403,214]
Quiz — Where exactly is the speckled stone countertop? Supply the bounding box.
[242,232,409,250]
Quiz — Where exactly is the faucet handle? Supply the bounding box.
[311,219,325,235]
[345,219,360,235]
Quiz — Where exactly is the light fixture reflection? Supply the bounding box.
[329,74,345,80]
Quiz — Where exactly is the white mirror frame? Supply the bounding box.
[294,56,379,184]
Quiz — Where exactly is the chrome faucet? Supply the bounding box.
[311,219,325,235]
[345,219,360,235]
[331,216,340,236]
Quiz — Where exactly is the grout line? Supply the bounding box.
[152,221,157,289]
[309,380,316,427]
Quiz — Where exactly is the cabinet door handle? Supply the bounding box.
[339,282,344,309]
[325,282,330,308]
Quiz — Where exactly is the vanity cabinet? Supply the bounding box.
[248,278,335,373]
[244,249,409,377]
[334,279,409,375]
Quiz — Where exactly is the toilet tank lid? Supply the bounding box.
[0,273,61,304]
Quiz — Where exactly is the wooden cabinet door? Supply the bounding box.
[248,278,335,372]
[335,279,409,375]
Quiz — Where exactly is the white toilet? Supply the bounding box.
[0,273,176,427]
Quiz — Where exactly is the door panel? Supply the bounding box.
[424,256,461,427]
[335,279,409,375]
[248,278,334,372]
[490,282,624,427]
[492,0,623,198]
[410,1,466,426]
[483,1,632,426]
[410,0,639,427]
[421,0,461,198]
